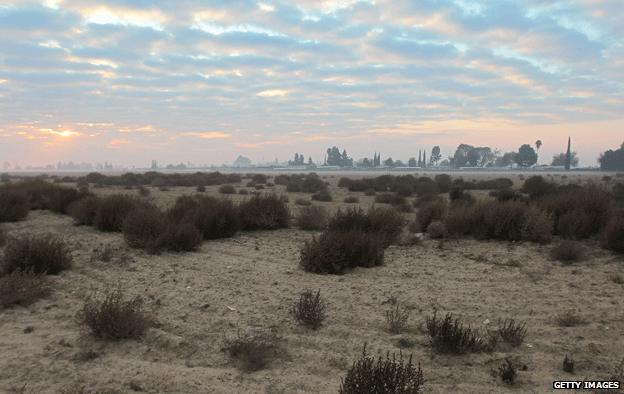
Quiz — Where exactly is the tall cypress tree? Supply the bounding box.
[423,151,427,168]
[565,137,571,171]
[418,150,422,167]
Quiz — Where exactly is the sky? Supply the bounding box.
[0,0,623,168]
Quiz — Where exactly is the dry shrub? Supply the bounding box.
[540,186,612,238]
[407,220,421,234]
[68,196,100,226]
[339,345,423,394]
[364,188,376,196]
[522,205,553,243]
[218,184,236,194]
[46,186,82,214]
[0,226,6,247]
[563,355,574,373]
[295,198,311,206]
[550,240,586,263]
[493,319,527,347]
[122,205,166,252]
[239,194,290,230]
[344,196,359,203]
[168,195,240,239]
[603,212,624,253]
[445,203,482,236]
[196,185,206,192]
[223,330,281,372]
[0,187,29,222]
[386,303,410,334]
[0,270,50,308]
[328,207,404,247]
[296,206,328,230]
[137,186,150,196]
[311,188,332,202]
[291,289,326,329]
[252,174,267,184]
[2,235,72,275]
[159,222,203,252]
[79,286,153,340]
[556,310,586,327]
[300,230,384,274]
[498,359,517,385]
[426,221,447,239]
[449,187,474,205]
[94,194,139,232]
[375,192,405,206]
[238,188,248,195]
[522,176,556,198]
[426,312,488,354]
[491,188,523,202]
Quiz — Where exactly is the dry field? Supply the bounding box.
[0,172,623,393]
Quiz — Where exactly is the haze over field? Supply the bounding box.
[1,0,623,167]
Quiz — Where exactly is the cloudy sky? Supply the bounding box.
[1,0,623,167]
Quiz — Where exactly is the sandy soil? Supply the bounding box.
[0,174,623,393]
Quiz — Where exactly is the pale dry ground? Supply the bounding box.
[0,173,623,394]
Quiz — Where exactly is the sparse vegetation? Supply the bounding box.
[68,196,101,226]
[0,187,29,222]
[0,270,50,308]
[426,221,447,239]
[223,330,281,372]
[168,195,240,240]
[94,194,140,232]
[498,358,517,385]
[426,312,488,353]
[339,345,424,394]
[295,206,328,230]
[603,212,624,253]
[550,240,586,263]
[122,205,167,252]
[79,286,153,340]
[494,319,527,347]
[295,197,312,206]
[239,194,290,230]
[2,235,72,275]
[556,310,586,327]
[417,200,447,230]
[386,303,410,334]
[218,184,236,194]
[291,290,326,329]
[311,188,332,202]
[563,355,574,373]
[344,196,359,203]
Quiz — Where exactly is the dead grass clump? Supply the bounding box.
[122,205,167,252]
[300,230,384,274]
[550,240,586,263]
[386,303,410,334]
[556,310,586,327]
[417,200,448,230]
[168,196,240,240]
[0,187,29,222]
[159,222,203,252]
[68,196,101,226]
[218,184,236,194]
[0,270,50,308]
[94,194,139,232]
[603,212,624,253]
[291,290,326,329]
[344,196,359,203]
[2,235,72,275]
[498,358,517,385]
[223,330,281,372]
[493,319,527,347]
[426,221,447,239]
[239,194,290,230]
[426,312,488,354]
[79,286,153,340]
[339,345,424,394]
[295,206,328,230]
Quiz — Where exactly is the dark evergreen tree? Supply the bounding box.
[565,137,571,171]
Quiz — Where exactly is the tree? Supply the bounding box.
[384,157,394,167]
[418,150,422,166]
[430,146,441,166]
[408,157,417,167]
[495,152,516,167]
[359,157,372,168]
[308,156,313,166]
[422,151,427,168]
[233,155,252,167]
[515,144,538,167]
[552,152,578,167]
[565,137,571,171]
[452,144,495,167]
[535,140,542,152]
[599,142,624,171]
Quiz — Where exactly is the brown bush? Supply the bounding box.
[68,196,101,226]
[550,240,586,263]
[218,184,236,194]
[295,206,328,230]
[417,200,448,229]
[239,194,290,230]
[2,235,72,275]
[0,187,29,222]
[122,205,167,252]
[311,188,332,202]
[493,319,527,347]
[339,345,423,394]
[0,226,6,247]
[168,195,240,239]
[0,270,50,308]
[445,203,486,237]
[603,212,624,253]
[386,303,410,334]
[328,208,404,247]
[94,194,139,232]
[79,286,154,340]
[375,192,405,206]
[300,230,384,274]
[291,289,326,329]
[522,176,556,198]
[426,312,489,353]
[522,206,553,243]
[159,222,203,252]
[427,221,447,239]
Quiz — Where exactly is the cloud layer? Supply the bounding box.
[1,0,623,166]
